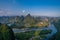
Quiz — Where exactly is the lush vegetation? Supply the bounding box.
[0,14,58,40]
[15,31,35,40]
[0,23,15,40]
[0,23,52,40]
[40,30,52,35]
[15,30,52,40]
[9,14,49,29]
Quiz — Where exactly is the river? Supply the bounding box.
[12,24,57,40]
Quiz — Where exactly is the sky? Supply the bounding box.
[0,0,60,17]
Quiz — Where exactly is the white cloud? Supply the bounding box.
[0,11,3,13]
[0,9,13,16]
[22,10,25,13]
[0,9,6,14]
[31,9,60,17]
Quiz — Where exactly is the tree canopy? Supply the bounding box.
[0,24,15,40]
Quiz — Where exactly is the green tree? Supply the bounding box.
[34,30,41,36]
[0,24,15,40]
[0,23,3,40]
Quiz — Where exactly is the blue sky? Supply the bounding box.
[0,0,60,17]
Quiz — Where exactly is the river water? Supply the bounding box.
[12,24,57,40]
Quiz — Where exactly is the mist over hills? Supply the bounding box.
[0,14,59,28]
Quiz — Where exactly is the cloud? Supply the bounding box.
[22,10,25,13]
[31,9,60,17]
[0,9,13,16]
[0,9,7,14]
[0,11,3,14]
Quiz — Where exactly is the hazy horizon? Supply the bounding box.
[0,0,60,17]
